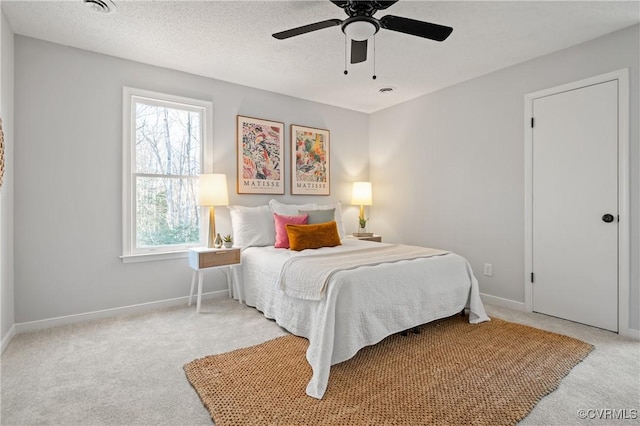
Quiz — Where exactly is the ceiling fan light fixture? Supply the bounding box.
[345,20,377,41]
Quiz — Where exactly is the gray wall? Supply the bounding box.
[1,10,15,342]
[13,36,369,323]
[369,25,639,331]
[7,25,639,335]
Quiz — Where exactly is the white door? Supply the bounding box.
[532,80,618,332]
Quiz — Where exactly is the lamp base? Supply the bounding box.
[353,232,374,237]
[207,206,216,248]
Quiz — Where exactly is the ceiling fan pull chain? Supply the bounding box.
[343,33,349,75]
[372,34,377,80]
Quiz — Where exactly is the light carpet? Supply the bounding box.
[184,315,593,425]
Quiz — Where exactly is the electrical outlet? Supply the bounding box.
[483,263,493,277]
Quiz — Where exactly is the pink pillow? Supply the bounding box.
[274,213,308,248]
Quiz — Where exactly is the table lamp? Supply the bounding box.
[198,174,229,248]
[351,181,373,236]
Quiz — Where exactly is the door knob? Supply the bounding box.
[602,214,615,223]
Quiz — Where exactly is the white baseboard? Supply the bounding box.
[13,290,228,335]
[480,293,640,340]
[6,290,639,344]
[1,324,16,354]
[480,293,526,311]
[622,328,640,341]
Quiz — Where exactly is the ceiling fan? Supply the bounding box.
[272,0,453,65]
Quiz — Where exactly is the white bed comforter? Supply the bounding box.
[230,239,490,399]
[279,244,450,300]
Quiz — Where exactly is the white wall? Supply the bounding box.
[9,25,639,333]
[0,9,15,345]
[13,36,369,324]
[370,25,640,331]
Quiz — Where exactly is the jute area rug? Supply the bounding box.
[184,316,593,425]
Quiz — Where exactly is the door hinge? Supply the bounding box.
[531,117,535,128]
[531,272,535,283]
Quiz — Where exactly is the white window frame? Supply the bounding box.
[121,87,213,263]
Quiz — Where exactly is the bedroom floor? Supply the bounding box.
[1,298,638,425]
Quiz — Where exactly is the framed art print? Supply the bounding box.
[291,124,330,195]
[237,115,285,194]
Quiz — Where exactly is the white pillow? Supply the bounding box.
[269,199,316,216]
[268,199,346,239]
[228,205,275,247]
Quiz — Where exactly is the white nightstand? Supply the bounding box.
[348,234,382,242]
[188,247,241,313]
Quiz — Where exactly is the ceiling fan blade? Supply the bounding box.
[272,19,342,40]
[350,39,367,64]
[379,15,453,41]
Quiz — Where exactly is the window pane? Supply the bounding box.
[136,176,200,248]
[135,102,201,176]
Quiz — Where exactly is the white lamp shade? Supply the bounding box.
[198,174,229,206]
[351,181,373,206]
[345,21,376,41]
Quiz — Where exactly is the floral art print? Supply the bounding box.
[237,116,285,194]
[291,125,330,195]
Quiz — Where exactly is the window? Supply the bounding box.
[122,87,212,261]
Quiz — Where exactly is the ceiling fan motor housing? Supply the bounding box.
[339,1,396,17]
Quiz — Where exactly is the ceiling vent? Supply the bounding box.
[83,0,116,14]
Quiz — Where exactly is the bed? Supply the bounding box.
[227,200,490,399]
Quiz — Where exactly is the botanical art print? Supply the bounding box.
[237,115,285,194]
[291,125,330,195]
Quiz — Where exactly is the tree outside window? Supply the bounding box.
[123,88,211,259]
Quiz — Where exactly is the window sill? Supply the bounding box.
[120,250,188,264]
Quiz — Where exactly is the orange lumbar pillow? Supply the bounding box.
[285,221,342,251]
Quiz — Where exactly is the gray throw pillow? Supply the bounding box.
[298,208,335,225]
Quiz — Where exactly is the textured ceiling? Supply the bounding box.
[3,1,639,113]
